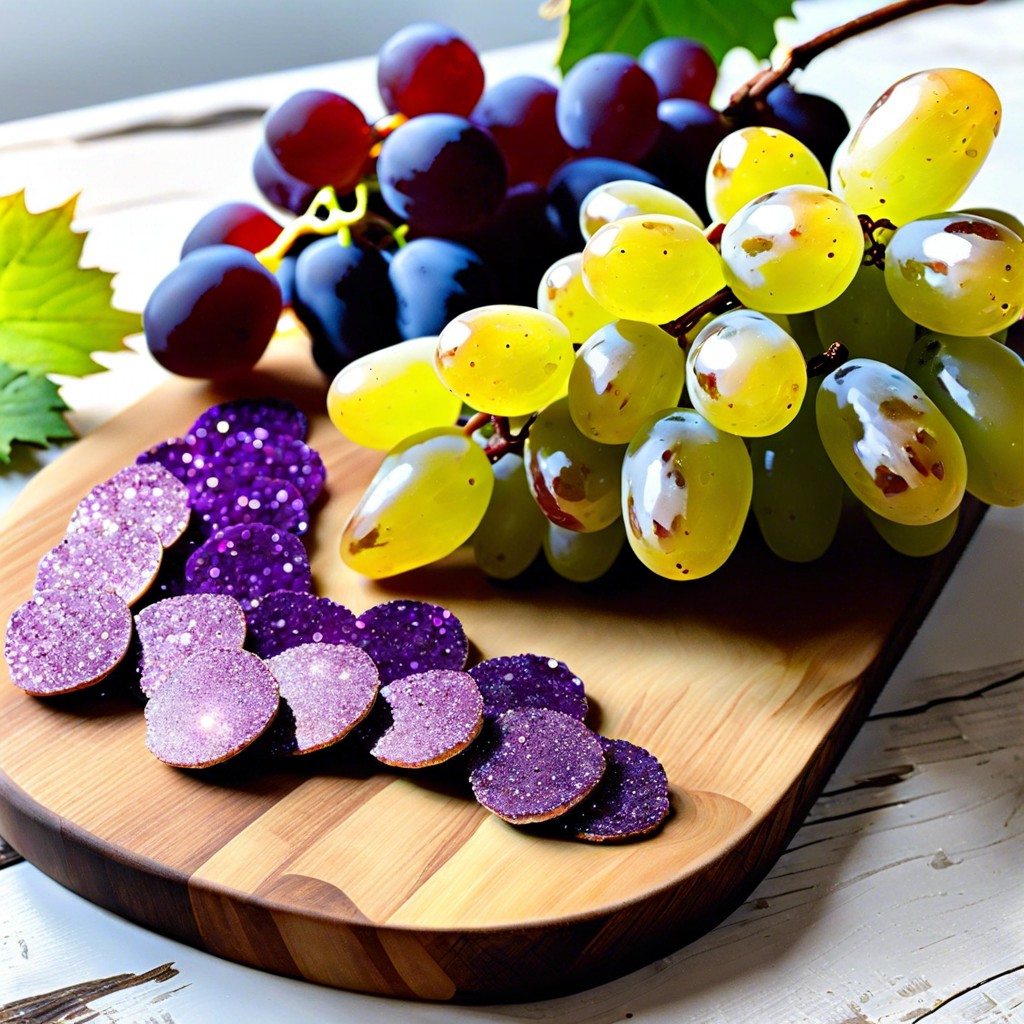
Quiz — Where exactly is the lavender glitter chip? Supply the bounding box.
[4,588,133,696]
[190,398,308,449]
[265,643,380,755]
[246,591,358,659]
[469,708,606,824]
[134,593,248,698]
[144,647,279,768]
[183,523,311,610]
[36,523,164,606]
[560,737,670,842]
[353,600,468,684]
[193,476,309,537]
[200,434,325,504]
[469,654,588,722]
[371,669,484,768]
[69,462,191,548]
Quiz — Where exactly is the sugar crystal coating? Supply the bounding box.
[371,669,484,768]
[69,463,191,548]
[190,398,308,448]
[246,591,358,658]
[469,654,588,721]
[4,588,132,695]
[469,707,605,824]
[36,523,163,606]
[192,476,309,537]
[266,642,380,754]
[136,437,212,496]
[200,434,326,504]
[560,737,670,842]
[144,647,279,768]
[183,522,311,610]
[354,600,468,683]
[134,593,248,698]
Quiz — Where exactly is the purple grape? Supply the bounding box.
[180,203,282,259]
[252,141,318,214]
[555,53,659,163]
[638,37,718,103]
[376,114,507,237]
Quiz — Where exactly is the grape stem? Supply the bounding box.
[807,341,850,377]
[660,287,741,341]
[860,214,898,267]
[725,0,989,113]
[463,412,537,462]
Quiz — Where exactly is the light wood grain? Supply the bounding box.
[0,332,987,1001]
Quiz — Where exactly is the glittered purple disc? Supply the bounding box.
[136,437,212,496]
[36,523,164,606]
[4,588,133,695]
[200,434,325,505]
[190,398,308,449]
[469,654,588,721]
[193,476,309,537]
[144,647,279,768]
[560,737,670,842]
[69,462,191,548]
[469,708,606,824]
[246,591,358,659]
[371,669,484,768]
[265,643,380,755]
[134,593,248,698]
[183,522,311,610]
[353,600,468,684]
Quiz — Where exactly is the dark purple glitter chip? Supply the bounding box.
[469,654,588,721]
[136,437,212,496]
[190,398,308,449]
[144,647,279,768]
[353,600,468,684]
[200,434,325,505]
[246,591,358,659]
[560,737,670,842]
[135,593,248,698]
[371,669,484,768]
[193,476,309,537]
[183,522,311,610]
[265,643,380,755]
[469,708,606,824]
[36,523,163,606]
[4,588,133,695]
[69,463,191,548]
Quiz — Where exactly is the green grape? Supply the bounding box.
[814,263,916,366]
[579,179,703,240]
[543,521,624,583]
[524,397,625,532]
[537,252,614,347]
[706,126,827,224]
[719,185,864,314]
[472,454,547,579]
[815,358,966,525]
[340,426,494,578]
[621,409,752,580]
[832,68,1001,224]
[867,506,960,557]
[686,309,807,437]
[436,305,573,416]
[327,336,462,450]
[906,332,1024,506]
[581,214,725,325]
[750,378,843,562]
[568,320,685,444]
[883,213,1024,337]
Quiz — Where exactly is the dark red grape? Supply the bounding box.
[252,141,318,214]
[264,89,372,194]
[470,76,569,187]
[180,203,282,259]
[555,53,659,163]
[377,22,484,118]
[376,114,507,236]
[762,84,851,170]
[638,37,717,103]
[144,246,282,379]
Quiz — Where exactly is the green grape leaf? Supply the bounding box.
[557,0,794,73]
[0,362,75,463]
[0,191,141,377]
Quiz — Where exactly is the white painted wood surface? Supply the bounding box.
[1,3,1023,1020]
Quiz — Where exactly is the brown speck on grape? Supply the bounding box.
[932,461,945,480]
[903,445,929,476]
[874,466,909,495]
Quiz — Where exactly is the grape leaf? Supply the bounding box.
[0,362,74,463]
[0,191,141,377]
[557,0,794,73]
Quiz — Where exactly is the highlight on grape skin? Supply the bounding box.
[578,179,703,241]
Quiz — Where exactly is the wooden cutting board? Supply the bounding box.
[0,333,986,1002]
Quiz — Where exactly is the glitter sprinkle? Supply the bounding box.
[192,476,309,537]
[246,591,358,658]
[4,589,133,695]
[199,434,326,504]
[144,647,279,768]
[354,600,468,684]
[134,593,248,698]
[469,653,588,721]
[136,437,210,496]
[190,398,308,449]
